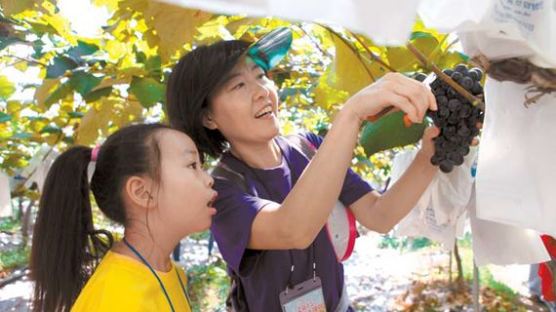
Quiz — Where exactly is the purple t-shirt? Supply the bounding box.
[211,132,372,311]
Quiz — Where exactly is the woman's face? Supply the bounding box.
[152,129,217,237]
[205,58,280,146]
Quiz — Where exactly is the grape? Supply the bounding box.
[447,88,458,98]
[469,68,483,81]
[454,64,468,75]
[448,152,464,166]
[448,114,460,125]
[458,105,471,118]
[438,106,450,118]
[414,64,485,173]
[436,95,448,106]
[451,71,463,82]
[431,79,442,89]
[431,154,442,166]
[471,82,483,95]
[448,135,463,144]
[460,77,474,90]
[458,145,470,156]
[448,99,461,112]
[443,69,454,76]
[439,160,454,173]
[433,88,446,97]
[444,126,456,136]
[457,125,471,137]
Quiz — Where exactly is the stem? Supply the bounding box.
[349,32,397,72]
[524,88,554,106]
[427,34,450,63]
[406,42,485,110]
[444,37,460,52]
[294,23,333,59]
[7,54,48,67]
[318,23,375,82]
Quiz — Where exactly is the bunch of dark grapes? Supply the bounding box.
[414,64,485,173]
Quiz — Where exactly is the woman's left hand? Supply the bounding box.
[417,121,482,161]
[417,126,441,160]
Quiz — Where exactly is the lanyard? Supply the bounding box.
[123,238,190,312]
[235,140,318,289]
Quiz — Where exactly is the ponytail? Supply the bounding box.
[30,146,112,312]
[30,123,169,311]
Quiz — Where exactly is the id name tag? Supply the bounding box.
[279,276,326,312]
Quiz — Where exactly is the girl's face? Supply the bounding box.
[205,58,280,146]
[152,129,217,237]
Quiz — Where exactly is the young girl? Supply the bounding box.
[165,39,439,311]
[30,123,217,311]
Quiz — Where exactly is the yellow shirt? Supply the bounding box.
[72,251,192,312]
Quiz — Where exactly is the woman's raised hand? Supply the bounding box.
[342,73,438,124]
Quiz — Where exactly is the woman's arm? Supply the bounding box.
[248,73,437,250]
[349,131,439,233]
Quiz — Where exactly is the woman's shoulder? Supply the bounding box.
[282,131,323,148]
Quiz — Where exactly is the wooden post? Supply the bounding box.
[473,260,480,312]
[449,252,453,285]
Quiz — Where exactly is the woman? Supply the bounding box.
[166,39,439,311]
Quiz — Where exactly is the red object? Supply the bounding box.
[299,138,359,262]
[366,107,413,128]
[542,235,556,256]
[539,235,556,301]
[324,203,358,262]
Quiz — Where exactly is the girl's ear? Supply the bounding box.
[202,111,218,130]
[124,176,155,209]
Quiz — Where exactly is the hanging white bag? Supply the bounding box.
[391,149,430,238]
[476,78,556,236]
[163,0,421,45]
[418,0,556,68]
[469,185,550,266]
[430,147,478,226]
[0,172,12,218]
[391,148,473,250]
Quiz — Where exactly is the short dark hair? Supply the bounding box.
[30,123,170,312]
[165,40,251,162]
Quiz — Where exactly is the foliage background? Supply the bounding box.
[3,2,548,312]
[0,0,468,197]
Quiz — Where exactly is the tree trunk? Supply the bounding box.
[21,200,34,246]
[454,242,464,288]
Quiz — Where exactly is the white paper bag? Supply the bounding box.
[476,78,556,236]
[419,0,556,68]
[431,147,477,226]
[163,0,421,45]
[391,149,473,250]
[0,172,12,217]
[391,149,431,237]
[470,185,550,266]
